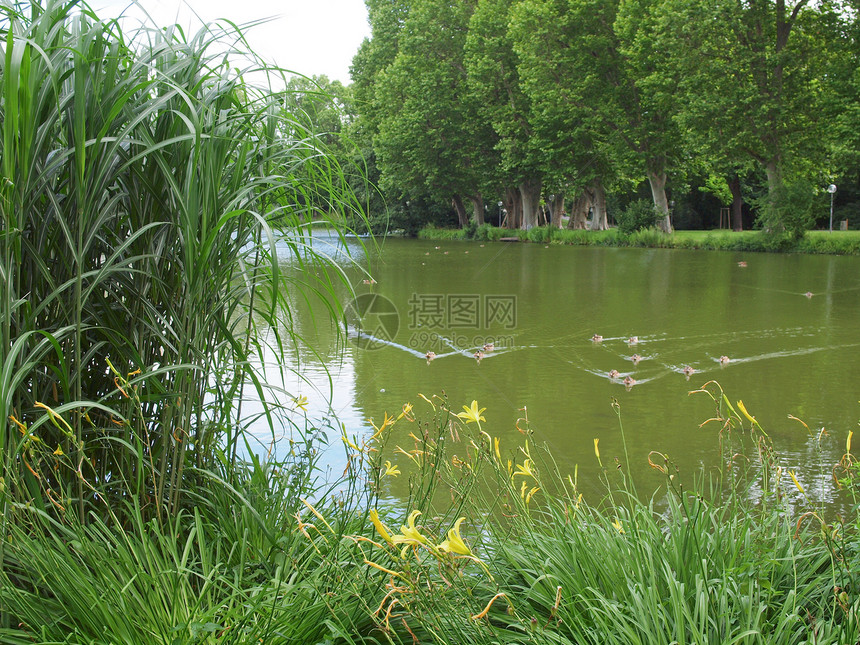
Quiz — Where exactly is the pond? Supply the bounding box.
[256,233,860,508]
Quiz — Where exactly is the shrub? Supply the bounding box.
[629,227,666,247]
[616,199,661,234]
[474,222,494,241]
[527,225,552,243]
[755,178,816,241]
[463,219,478,239]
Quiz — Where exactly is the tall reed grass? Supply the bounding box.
[0,1,378,638]
[0,0,364,522]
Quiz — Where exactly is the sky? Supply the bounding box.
[92,0,371,84]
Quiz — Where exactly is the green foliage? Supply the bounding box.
[552,228,592,245]
[527,226,553,243]
[463,219,479,240]
[0,446,381,644]
[369,0,495,210]
[418,226,468,241]
[4,382,860,643]
[0,0,365,525]
[616,199,661,234]
[755,179,817,241]
[473,223,495,241]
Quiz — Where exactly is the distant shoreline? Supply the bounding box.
[414,225,860,255]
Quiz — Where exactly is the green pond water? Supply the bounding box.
[261,234,860,508]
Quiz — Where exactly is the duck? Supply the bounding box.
[627,336,639,346]
[719,355,730,365]
[592,334,603,343]
[682,365,695,377]
[737,261,748,268]
[362,278,377,285]
[474,350,485,362]
[425,351,436,362]
[631,354,642,365]
[804,291,814,298]
[483,342,495,352]
[623,375,636,388]
[608,369,620,379]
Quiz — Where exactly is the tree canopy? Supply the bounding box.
[348,0,860,235]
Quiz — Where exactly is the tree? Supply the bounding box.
[368,0,497,227]
[657,0,836,233]
[510,0,679,232]
[465,0,544,229]
[283,75,351,148]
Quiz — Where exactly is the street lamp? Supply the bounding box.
[827,184,837,233]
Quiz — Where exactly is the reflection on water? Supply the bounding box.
[249,232,860,510]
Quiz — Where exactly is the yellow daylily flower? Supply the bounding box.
[394,445,423,464]
[848,430,853,455]
[789,470,805,495]
[512,458,535,479]
[612,518,625,534]
[393,510,429,546]
[518,480,540,503]
[737,400,756,424]
[494,437,501,462]
[369,509,395,545]
[34,401,73,436]
[383,460,401,477]
[369,411,396,440]
[397,402,414,421]
[342,431,361,451]
[301,498,335,534]
[438,517,472,556]
[471,592,508,620]
[292,395,309,411]
[9,415,27,434]
[457,400,486,424]
[593,438,600,460]
[53,445,63,456]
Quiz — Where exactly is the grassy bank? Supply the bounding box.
[4,386,860,644]
[418,225,860,255]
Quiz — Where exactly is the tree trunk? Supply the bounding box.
[567,190,591,229]
[728,173,743,231]
[519,177,542,230]
[452,194,469,228]
[646,168,672,233]
[588,179,609,230]
[468,194,485,225]
[761,158,786,233]
[504,186,521,229]
[764,158,783,195]
[548,194,565,228]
